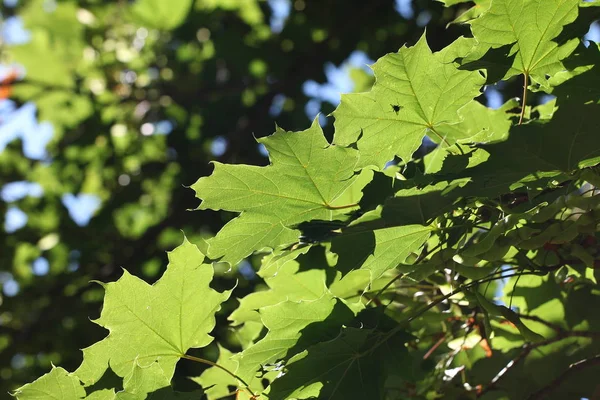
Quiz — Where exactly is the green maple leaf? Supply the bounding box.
[13,367,86,399]
[267,328,410,400]
[549,43,600,103]
[230,245,373,327]
[332,224,432,281]
[74,238,231,397]
[468,0,581,87]
[233,296,355,384]
[462,100,600,196]
[229,258,329,326]
[449,0,493,25]
[192,120,364,265]
[333,34,485,168]
[192,345,238,399]
[12,367,202,399]
[436,98,516,145]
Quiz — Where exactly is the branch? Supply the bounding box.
[525,354,600,400]
[478,343,532,397]
[479,331,600,397]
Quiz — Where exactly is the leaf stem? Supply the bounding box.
[325,203,359,210]
[518,72,529,125]
[180,354,256,397]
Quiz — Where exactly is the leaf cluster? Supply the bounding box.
[10,0,600,399]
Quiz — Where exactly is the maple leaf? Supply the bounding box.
[467,0,581,87]
[73,238,231,397]
[332,224,432,281]
[13,367,87,399]
[333,34,485,168]
[233,296,355,384]
[192,120,365,265]
[267,327,411,400]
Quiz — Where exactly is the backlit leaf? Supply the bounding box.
[74,238,231,396]
[468,0,580,87]
[192,120,364,265]
[333,34,485,167]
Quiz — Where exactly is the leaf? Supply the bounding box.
[357,172,464,225]
[85,389,116,400]
[192,120,364,265]
[474,290,545,342]
[450,98,600,198]
[257,245,312,278]
[468,0,581,87]
[437,97,517,144]
[233,296,355,384]
[423,146,491,176]
[449,0,492,25]
[13,366,86,399]
[267,327,410,400]
[382,182,462,226]
[130,0,193,30]
[462,204,544,257]
[229,259,328,326]
[331,224,431,281]
[548,43,600,103]
[74,238,231,397]
[333,34,485,167]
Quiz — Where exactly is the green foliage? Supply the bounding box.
[468,0,580,87]
[6,0,600,399]
[191,120,366,265]
[74,238,230,396]
[131,0,193,30]
[334,34,485,166]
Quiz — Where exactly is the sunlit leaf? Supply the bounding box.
[74,238,231,396]
[333,35,485,167]
[192,120,364,265]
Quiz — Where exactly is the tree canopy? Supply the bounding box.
[2,0,600,399]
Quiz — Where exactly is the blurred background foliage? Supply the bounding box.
[0,0,598,394]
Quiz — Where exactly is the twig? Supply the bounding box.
[423,334,447,360]
[525,354,600,399]
[367,271,548,356]
[479,332,600,397]
[478,344,533,397]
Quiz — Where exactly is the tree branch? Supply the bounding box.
[479,331,600,397]
[526,354,600,400]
